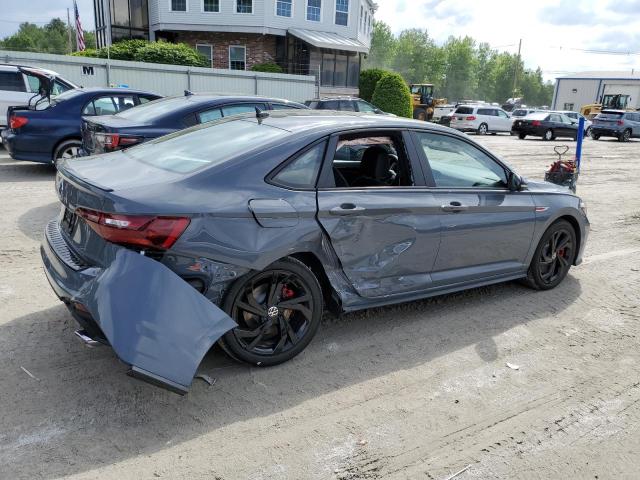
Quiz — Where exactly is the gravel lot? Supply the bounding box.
[1,134,639,480]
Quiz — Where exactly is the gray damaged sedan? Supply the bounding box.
[42,111,589,393]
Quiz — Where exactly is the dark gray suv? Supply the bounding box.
[591,110,640,141]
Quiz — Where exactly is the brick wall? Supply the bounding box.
[174,32,277,70]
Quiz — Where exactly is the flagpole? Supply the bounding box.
[66,7,73,53]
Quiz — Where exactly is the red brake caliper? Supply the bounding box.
[281,285,295,300]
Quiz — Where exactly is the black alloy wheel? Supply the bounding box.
[518,133,526,140]
[591,131,600,140]
[619,129,631,142]
[523,220,576,290]
[220,257,323,366]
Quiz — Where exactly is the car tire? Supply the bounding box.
[53,139,83,166]
[219,257,323,366]
[591,132,600,140]
[543,129,554,141]
[413,108,428,121]
[585,126,591,137]
[477,123,488,135]
[518,133,526,140]
[619,129,631,142]
[522,220,576,291]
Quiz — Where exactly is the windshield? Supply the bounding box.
[597,112,624,120]
[115,96,188,122]
[123,118,289,173]
[512,109,528,117]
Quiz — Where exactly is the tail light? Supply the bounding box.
[94,132,141,151]
[9,115,29,129]
[466,116,476,121]
[532,120,541,126]
[617,120,624,126]
[76,208,190,250]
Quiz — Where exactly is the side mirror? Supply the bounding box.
[507,172,522,191]
[373,108,383,114]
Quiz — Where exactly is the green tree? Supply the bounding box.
[0,18,97,54]
[365,21,396,69]
[392,29,445,86]
[442,36,477,101]
[371,72,412,118]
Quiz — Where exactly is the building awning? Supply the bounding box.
[288,28,369,53]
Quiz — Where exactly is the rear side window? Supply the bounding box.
[272,103,304,110]
[339,100,356,111]
[305,101,319,109]
[455,106,474,115]
[477,108,493,116]
[221,103,266,116]
[320,100,340,110]
[271,142,326,189]
[598,112,623,120]
[0,71,26,92]
[199,108,223,123]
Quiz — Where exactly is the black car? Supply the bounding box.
[511,112,579,141]
[2,87,161,164]
[82,93,307,155]
[305,97,385,114]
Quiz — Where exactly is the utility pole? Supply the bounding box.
[66,8,73,53]
[512,38,522,98]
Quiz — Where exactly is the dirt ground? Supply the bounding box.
[1,134,639,480]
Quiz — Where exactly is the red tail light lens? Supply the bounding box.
[94,133,140,151]
[466,115,476,121]
[532,120,541,126]
[9,115,29,129]
[617,120,624,126]
[76,208,190,250]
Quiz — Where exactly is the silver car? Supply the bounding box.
[449,104,513,135]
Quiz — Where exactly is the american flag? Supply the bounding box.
[74,1,85,51]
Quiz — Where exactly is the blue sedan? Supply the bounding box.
[1,87,161,165]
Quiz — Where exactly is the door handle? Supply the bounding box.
[330,203,366,215]
[441,201,468,212]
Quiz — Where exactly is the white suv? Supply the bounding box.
[0,64,77,131]
[449,104,513,135]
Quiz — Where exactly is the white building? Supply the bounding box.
[94,0,376,95]
[552,71,640,112]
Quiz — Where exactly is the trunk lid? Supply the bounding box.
[82,115,149,155]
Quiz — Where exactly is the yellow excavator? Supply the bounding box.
[580,94,631,119]
[410,84,447,121]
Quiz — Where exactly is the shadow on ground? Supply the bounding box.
[0,157,55,183]
[17,202,59,241]
[0,275,581,478]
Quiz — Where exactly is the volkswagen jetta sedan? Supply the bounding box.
[41,111,589,394]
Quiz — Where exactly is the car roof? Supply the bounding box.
[310,97,362,101]
[600,109,627,114]
[236,110,461,136]
[527,112,550,119]
[160,93,306,106]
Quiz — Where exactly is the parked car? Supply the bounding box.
[42,110,589,393]
[449,104,513,134]
[0,64,78,133]
[511,108,542,119]
[591,110,640,142]
[305,97,384,114]
[511,112,580,141]
[554,110,593,136]
[82,93,307,155]
[2,87,161,164]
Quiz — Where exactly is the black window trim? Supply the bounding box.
[316,127,428,190]
[409,129,514,192]
[194,101,268,123]
[265,137,330,191]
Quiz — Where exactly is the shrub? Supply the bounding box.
[359,68,389,102]
[251,62,283,73]
[71,48,98,57]
[371,72,412,118]
[134,42,209,67]
[97,39,148,60]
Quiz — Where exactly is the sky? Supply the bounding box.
[1,0,639,81]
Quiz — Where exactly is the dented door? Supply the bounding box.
[316,189,442,298]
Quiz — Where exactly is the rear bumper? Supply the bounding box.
[0,129,52,163]
[591,127,623,137]
[41,219,237,394]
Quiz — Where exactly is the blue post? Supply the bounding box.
[575,117,585,172]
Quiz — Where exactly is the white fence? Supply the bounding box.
[0,50,318,102]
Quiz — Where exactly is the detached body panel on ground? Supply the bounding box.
[40,111,589,393]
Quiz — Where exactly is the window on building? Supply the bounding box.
[335,0,348,25]
[360,5,364,30]
[229,45,247,70]
[276,0,293,17]
[196,44,213,67]
[367,12,371,33]
[203,0,220,12]
[334,54,348,87]
[171,0,187,12]
[307,0,321,21]
[236,0,253,13]
[564,103,575,111]
[321,52,335,85]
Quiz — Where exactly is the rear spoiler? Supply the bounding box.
[18,66,53,109]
